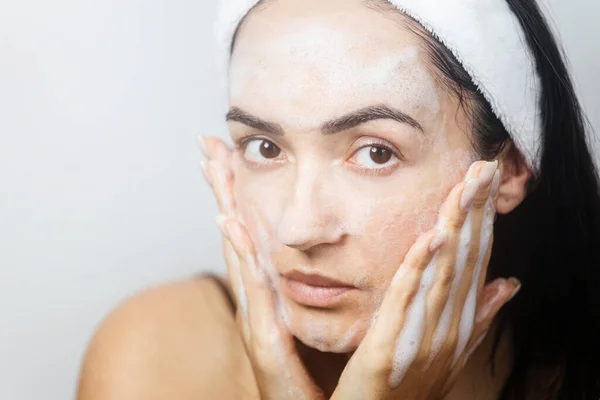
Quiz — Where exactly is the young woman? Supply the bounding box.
[77,0,600,398]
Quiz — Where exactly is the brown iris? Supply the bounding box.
[259,140,281,159]
[369,146,392,164]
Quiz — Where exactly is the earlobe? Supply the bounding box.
[495,144,532,215]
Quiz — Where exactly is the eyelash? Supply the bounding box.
[234,135,404,175]
[347,137,404,176]
[235,135,287,167]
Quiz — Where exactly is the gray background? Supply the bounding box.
[0,0,597,398]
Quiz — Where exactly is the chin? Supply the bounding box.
[282,297,368,353]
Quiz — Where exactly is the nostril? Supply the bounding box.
[278,223,347,252]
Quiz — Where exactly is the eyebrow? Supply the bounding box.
[225,104,424,135]
[226,107,285,135]
[322,105,424,134]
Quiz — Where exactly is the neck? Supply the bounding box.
[294,338,352,398]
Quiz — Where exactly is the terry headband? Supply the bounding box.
[215,0,543,171]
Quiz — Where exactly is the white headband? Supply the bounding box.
[215,0,543,171]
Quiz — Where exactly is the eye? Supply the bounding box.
[243,138,283,162]
[350,145,399,169]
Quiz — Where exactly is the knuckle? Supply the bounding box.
[444,217,464,232]
[363,341,393,372]
[438,268,456,289]
[471,194,489,209]
[366,355,392,379]
[466,252,480,268]
[411,355,428,373]
[251,337,279,367]
[446,336,458,352]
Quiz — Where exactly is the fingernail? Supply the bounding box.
[429,229,449,253]
[200,161,212,186]
[508,277,522,300]
[216,214,230,238]
[478,160,498,189]
[197,135,208,157]
[460,178,479,211]
[490,169,501,197]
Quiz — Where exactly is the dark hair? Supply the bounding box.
[231,1,600,398]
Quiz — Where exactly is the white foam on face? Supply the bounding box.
[228,9,488,366]
[331,319,362,353]
[297,315,364,354]
[300,314,335,353]
[389,260,436,388]
[230,19,440,132]
[338,197,386,236]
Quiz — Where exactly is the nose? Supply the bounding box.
[277,166,344,252]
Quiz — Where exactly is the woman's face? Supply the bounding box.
[227,0,475,352]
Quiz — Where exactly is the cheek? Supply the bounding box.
[358,197,439,277]
[352,173,458,293]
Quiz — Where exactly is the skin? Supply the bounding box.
[227,0,477,355]
[77,0,534,398]
[207,140,518,399]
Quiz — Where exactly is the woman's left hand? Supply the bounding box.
[331,160,521,400]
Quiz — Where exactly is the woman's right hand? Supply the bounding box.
[199,136,325,400]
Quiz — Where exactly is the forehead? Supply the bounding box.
[229,0,441,131]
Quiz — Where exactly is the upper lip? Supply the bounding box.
[282,270,355,288]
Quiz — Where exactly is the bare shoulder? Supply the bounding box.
[77,276,258,400]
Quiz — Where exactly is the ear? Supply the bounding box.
[496,143,532,214]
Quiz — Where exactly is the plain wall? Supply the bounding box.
[0,0,597,398]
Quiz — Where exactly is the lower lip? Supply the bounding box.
[282,277,355,307]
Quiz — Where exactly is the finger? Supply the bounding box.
[246,202,282,292]
[366,229,439,386]
[216,215,247,334]
[218,216,267,353]
[422,161,490,362]
[445,277,520,388]
[220,217,321,398]
[239,201,295,333]
[442,328,488,394]
[444,161,499,364]
[209,160,236,216]
[200,160,213,187]
[198,135,233,166]
[221,218,283,345]
[370,228,439,341]
[470,160,498,212]
[435,161,487,232]
[475,232,494,305]
[472,277,521,339]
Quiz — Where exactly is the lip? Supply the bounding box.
[281,271,356,308]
